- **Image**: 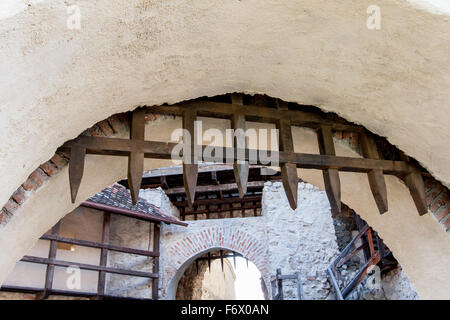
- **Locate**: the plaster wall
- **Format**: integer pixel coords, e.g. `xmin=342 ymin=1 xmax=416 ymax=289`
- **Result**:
xmin=0 ymin=118 xmax=448 ymax=299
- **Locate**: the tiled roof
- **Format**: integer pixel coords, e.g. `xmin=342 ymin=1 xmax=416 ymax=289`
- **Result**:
xmin=88 ymin=183 xmax=183 ymax=225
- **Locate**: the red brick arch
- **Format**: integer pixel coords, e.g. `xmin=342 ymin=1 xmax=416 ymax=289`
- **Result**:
xmin=162 ymin=226 xmax=270 ymax=299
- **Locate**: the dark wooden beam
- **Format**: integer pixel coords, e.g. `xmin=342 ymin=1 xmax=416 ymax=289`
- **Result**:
xmin=152 ymin=223 xmax=160 ymax=300
xmin=231 ymin=94 xmax=249 ymax=198
xmin=64 ymin=136 xmax=416 ymax=175
xmin=128 ymin=108 xmax=146 ymax=204
xmin=40 ymin=221 xmax=61 ymax=300
xmin=360 ymin=132 xmax=388 ymax=214
xmin=97 ymin=212 xmax=110 ymax=297
xmin=317 ymin=126 xmax=341 ymax=216
xmin=21 ymin=255 xmax=157 ymax=279
xmin=277 ymin=112 xmax=298 ymax=210
xmin=40 ymin=234 xmax=159 ymax=257
xmin=69 ymin=146 xmax=86 ymax=203
xmin=183 ymin=109 xmax=198 ymax=207
xmin=405 ymin=169 xmax=428 ymax=215
xmin=165 ymin=181 xmax=266 ymax=195
xmin=148 ymin=101 xmax=363 ymax=132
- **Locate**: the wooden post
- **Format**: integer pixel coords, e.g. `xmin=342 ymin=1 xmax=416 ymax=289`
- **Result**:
xmin=182 ymin=109 xmax=198 ymax=208
xmin=97 ymin=211 xmax=110 ymax=298
xmin=152 ymin=223 xmax=160 ymax=300
xmin=276 ymin=268 xmax=283 ymax=300
xmin=296 ymin=272 xmax=305 ymax=300
xmin=231 ymin=93 xmax=249 ymax=198
xmin=360 ymin=132 xmax=388 ymax=214
xmin=128 ymin=108 xmax=146 ymax=204
xmin=39 ymin=221 xmax=61 ymax=299
xmin=277 ymin=101 xmax=298 ymax=210
xmin=317 ymin=126 xmax=341 ymax=216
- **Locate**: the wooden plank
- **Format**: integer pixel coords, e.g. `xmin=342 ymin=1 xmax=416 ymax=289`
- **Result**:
xmin=360 ymin=132 xmax=388 ymax=214
xmin=69 ymin=146 xmax=86 ymax=203
xmin=21 ymin=256 xmax=157 ymax=279
xmin=317 ymin=126 xmax=341 ymax=215
xmin=128 ymin=108 xmax=146 ymax=204
xmin=152 ymin=223 xmax=160 ymax=300
xmin=278 ymin=119 xmax=298 ymax=210
xmin=183 ymin=109 xmax=198 ymax=207
xmin=231 ymin=94 xmax=249 ymax=198
xmin=97 ymin=212 xmax=110 ymax=297
xmin=405 ymin=169 xmax=428 ymax=215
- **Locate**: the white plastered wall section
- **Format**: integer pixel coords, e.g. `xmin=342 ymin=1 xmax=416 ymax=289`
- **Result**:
xmin=0 ymin=0 xmax=449 ymax=213
xmin=0 ymin=118 xmax=448 ymax=298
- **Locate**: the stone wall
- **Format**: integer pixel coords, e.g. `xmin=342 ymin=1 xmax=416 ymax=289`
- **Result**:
xmin=176 ymin=257 xmax=236 ymax=300
xmin=158 ymin=181 xmax=341 ymax=300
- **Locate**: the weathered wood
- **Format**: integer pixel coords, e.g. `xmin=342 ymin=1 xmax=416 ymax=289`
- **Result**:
xmin=21 ymin=255 xmax=157 ymax=279
xmin=69 ymin=146 xmax=86 ymax=203
xmin=128 ymin=108 xmax=146 ymax=204
xmin=183 ymin=109 xmax=198 ymax=207
xmin=0 ymin=285 xmax=152 ymax=300
xmin=40 ymin=234 xmax=159 ymax=257
xmin=166 ymin=181 xmax=266 ymax=195
xmin=152 ymin=223 xmax=160 ymax=300
xmin=41 ymin=222 xmax=61 ymax=299
xmin=405 ymin=169 xmax=428 ymax=215
xmin=64 ymin=136 xmax=416 ymax=175
xmin=231 ymin=94 xmax=249 ymax=198
xmin=97 ymin=212 xmax=110 ymax=296
xmin=317 ymin=126 xmax=341 ymax=215
xmin=148 ymin=101 xmax=364 ymax=132
xmin=278 ymin=119 xmax=298 ymax=210
xmin=360 ymin=132 xmax=388 ymax=214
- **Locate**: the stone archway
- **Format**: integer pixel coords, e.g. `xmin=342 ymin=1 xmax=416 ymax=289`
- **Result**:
xmin=162 ymin=232 xmax=269 ymax=301
xmin=0 ymin=105 xmax=449 ymax=299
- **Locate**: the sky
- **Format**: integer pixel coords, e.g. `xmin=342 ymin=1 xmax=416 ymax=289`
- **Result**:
xmin=228 ymin=256 xmax=265 ymax=300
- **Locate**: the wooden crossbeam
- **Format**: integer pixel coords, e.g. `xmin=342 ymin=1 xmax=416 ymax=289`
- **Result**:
xmin=360 ymin=132 xmax=388 ymax=214
xmin=165 ymin=181 xmax=265 ymax=195
xmin=183 ymin=109 xmax=198 ymax=208
xmin=148 ymin=101 xmax=363 ymax=132
xmin=64 ymin=136 xmax=417 ymax=174
xmin=317 ymin=126 xmax=341 ymax=216
xmin=231 ymin=94 xmax=249 ymax=198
